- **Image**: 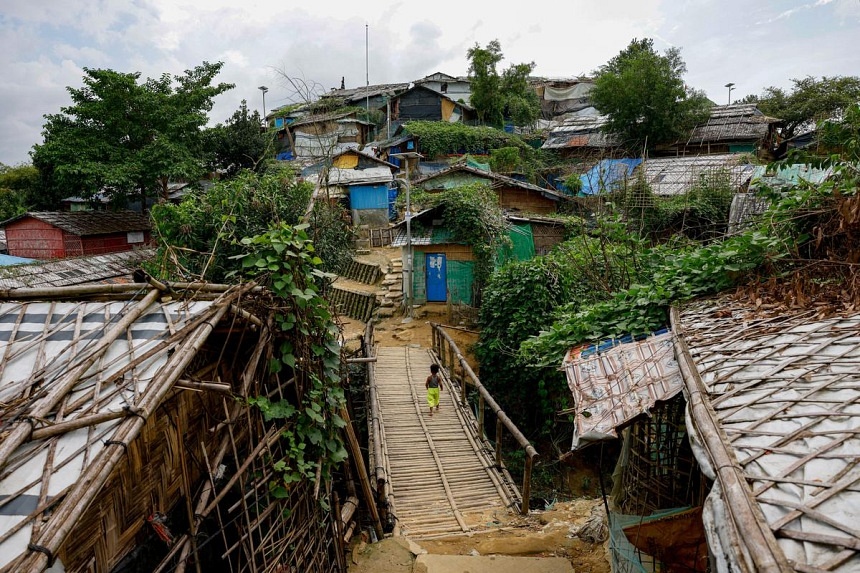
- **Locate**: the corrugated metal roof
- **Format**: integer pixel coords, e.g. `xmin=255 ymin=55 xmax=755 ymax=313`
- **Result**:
xmin=541 ymin=115 xmax=620 ymax=149
xmin=2 ymin=211 xmax=151 ymax=236
xmin=306 ymin=166 xmax=393 ymax=187
xmin=676 ymin=296 xmax=860 ymax=572
xmin=638 ymin=154 xmax=757 ymax=196
xmin=0 ymin=249 xmax=153 ymax=288
xmin=562 ymin=331 xmax=683 ymax=450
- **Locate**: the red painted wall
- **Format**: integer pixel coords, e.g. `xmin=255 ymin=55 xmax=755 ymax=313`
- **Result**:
xmin=5 ymin=219 xmax=66 ymax=259
xmin=5 ymin=217 xmax=152 ymax=259
xmin=80 ymin=231 xmax=151 ymax=255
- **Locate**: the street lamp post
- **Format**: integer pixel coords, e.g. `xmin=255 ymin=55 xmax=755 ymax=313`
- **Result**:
xmin=258 ymin=85 xmax=269 ymax=124
xmin=725 ymin=82 xmax=735 ymax=105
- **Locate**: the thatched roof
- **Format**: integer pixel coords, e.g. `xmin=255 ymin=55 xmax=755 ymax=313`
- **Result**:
xmin=685 ymin=104 xmax=781 ymax=146
xmin=673 ymin=295 xmax=860 ymax=572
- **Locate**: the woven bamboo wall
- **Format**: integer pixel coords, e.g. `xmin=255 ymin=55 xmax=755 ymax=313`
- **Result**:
xmin=57 ymin=369 xmax=224 ymax=572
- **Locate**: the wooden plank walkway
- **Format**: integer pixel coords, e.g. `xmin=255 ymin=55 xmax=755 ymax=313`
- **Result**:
xmin=372 ymin=346 xmax=520 ymax=538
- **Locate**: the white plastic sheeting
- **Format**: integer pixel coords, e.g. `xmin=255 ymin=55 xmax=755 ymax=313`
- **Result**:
xmin=678 ymin=298 xmax=860 ymax=572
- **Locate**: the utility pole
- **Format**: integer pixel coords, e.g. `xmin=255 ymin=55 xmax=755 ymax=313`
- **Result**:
xmin=396 ymin=177 xmax=413 ymax=320
xmin=258 ymin=85 xmax=269 ymax=124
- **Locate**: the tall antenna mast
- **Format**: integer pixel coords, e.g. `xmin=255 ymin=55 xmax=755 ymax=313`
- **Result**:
xmin=365 ymin=23 xmax=370 ymax=114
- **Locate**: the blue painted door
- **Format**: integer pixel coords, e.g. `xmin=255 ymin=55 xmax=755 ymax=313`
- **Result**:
xmin=425 ymin=253 xmax=447 ymax=302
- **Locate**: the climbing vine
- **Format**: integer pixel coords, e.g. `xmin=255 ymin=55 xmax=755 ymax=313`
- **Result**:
xmin=403 ymin=121 xmax=532 ymax=160
xmin=238 ymin=224 xmax=348 ymax=495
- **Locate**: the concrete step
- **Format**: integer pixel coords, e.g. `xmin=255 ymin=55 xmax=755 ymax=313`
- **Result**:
xmin=414 ymin=554 xmax=575 ymax=573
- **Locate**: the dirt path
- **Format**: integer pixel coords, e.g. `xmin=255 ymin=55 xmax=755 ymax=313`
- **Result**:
xmin=348 ymin=499 xmax=610 ymax=573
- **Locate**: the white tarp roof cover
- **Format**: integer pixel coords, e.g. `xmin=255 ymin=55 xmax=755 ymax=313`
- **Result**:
xmin=677 ymin=296 xmax=860 ymax=572
xmin=0 ymin=297 xmax=215 ymax=571
xmin=562 ymin=330 xmax=684 ymax=450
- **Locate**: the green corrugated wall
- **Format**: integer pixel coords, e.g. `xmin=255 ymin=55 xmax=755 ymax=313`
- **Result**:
xmin=411 ymin=250 xmax=475 ymax=305
xmin=497 ymin=224 xmax=535 ymax=267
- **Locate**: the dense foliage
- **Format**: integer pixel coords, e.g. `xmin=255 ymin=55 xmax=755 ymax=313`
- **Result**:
xmin=403 ymin=121 xmax=530 ymax=160
xmin=476 ymin=225 xmax=646 ymax=436
xmin=591 ymin=38 xmax=711 ymax=151
xmin=0 ymin=163 xmax=39 ymax=219
xmin=466 ymin=40 xmax=540 ymax=128
xmin=743 ymin=75 xmax=860 ymax=139
xmin=32 ymin=62 xmax=233 ymax=208
xmin=149 ymin=167 xmax=314 ymax=282
xmin=205 ymin=100 xmax=273 ymax=176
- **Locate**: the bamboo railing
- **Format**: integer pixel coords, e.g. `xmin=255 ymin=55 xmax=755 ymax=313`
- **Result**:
xmin=430 ymin=323 xmax=539 ymax=514
xmin=362 ymin=322 xmax=390 ymax=534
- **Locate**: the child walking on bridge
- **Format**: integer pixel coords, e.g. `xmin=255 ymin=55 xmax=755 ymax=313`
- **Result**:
xmin=426 ymin=363 xmax=443 ymax=417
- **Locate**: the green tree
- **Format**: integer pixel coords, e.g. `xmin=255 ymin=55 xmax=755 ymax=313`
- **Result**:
xmin=467 ymin=40 xmax=540 ymax=128
xmin=591 ymin=38 xmax=711 ymax=150
xmin=744 ymin=76 xmax=860 ymax=139
xmin=32 ymin=62 xmax=233 ymax=209
xmin=468 ymin=40 xmax=505 ymax=126
xmin=0 ymin=163 xmax=39 ymax=219
xmin=205 ymin=100 xmax=274 ymax=177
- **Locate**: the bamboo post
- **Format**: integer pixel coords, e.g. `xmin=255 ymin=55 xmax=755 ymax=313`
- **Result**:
xmin=477 ymin=394 xmax=485 ymax=438
xmin=495 ymin=417 xmax=503 ymax=467
xmin=521 ymin=452 xmax=534 ymax=515
xmin=460 ymin=362 xmax=467 ymax=407
xmin=341 ymin=407 xmax=384 ymax=540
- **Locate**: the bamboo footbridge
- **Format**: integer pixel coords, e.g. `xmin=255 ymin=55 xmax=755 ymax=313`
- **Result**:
xmin=363 ymin=324 xmax=538 ymax=539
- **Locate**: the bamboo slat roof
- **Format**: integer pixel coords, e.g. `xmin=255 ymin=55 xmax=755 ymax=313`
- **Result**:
xmin=675 ymin=296 xmax=860 ymax=572
xmin=686 ymin=104 xmax=780 ymax=145
xmin=638 ymin=154 xmax=757 ymax=196
xmin=562 ymin=330 xmax=684 ymax=450
xmin=0 ymin=285 xmax=239 ymax=571
xmin=2 ymin=211 xmax=151 ymax=236
xmin=0 ymin=249 xmax=153 ymax=289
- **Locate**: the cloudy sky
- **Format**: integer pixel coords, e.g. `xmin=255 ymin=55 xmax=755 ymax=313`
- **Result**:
xmin=2 ymin=0 xmax=859 ymax=165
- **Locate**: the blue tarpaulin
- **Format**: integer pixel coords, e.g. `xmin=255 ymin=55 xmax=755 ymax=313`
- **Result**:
xmin=580 ymin=158 xmax=642 ymax=196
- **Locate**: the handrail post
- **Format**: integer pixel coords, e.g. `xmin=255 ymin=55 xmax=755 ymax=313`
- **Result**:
xmin=459 ymin=361 xmax=467 ymax=407
xmin=521 ymin=453 xmax=534 ymax=515
xmin=477 ymin=394 xmax=485 ymax=438
xmin=495 ymin=417 xmax=503 ymax=467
